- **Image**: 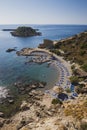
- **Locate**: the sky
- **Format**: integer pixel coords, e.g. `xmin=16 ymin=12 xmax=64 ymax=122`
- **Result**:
xmin=0 ymin=0 xmax=87 ymax=25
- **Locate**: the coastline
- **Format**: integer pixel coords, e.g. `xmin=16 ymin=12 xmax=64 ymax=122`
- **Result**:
xmin=0 ymin=32 xmax=87 ymax=130
xmin=16 ymin=47 xmax=72 ymax=94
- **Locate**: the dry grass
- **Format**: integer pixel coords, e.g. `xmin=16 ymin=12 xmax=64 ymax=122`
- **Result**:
xmin=64 ymin=100 xmax=87 ymax=120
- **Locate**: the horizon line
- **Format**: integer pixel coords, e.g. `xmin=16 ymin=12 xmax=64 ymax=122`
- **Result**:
xmin=0 ymin=23 xmax=87 ymax=26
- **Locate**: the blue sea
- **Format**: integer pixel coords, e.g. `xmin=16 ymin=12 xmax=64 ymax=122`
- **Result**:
xmin=0 ymin=24 xmax=87 ymax=92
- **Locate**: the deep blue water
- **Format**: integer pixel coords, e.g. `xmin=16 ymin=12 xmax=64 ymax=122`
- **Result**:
xmin=0 ymin=24 xmax=87 ymax=91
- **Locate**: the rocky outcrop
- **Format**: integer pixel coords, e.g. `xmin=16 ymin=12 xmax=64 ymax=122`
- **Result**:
xmin=39 ymin=39 xmax=54 ymax=49
xmin=6 ymin=48 xmax=16 ymax=53
xmin=14 ymin=81 xmax=46 ymax=95
xmin=11 ymin=26 xmax=41 ymax=37
xmin=1 ymin=91 xmax=87 ymax=130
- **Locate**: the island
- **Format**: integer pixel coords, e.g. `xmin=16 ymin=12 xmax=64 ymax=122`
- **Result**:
xmin=10 ymin=26 xmax=41 ymax=37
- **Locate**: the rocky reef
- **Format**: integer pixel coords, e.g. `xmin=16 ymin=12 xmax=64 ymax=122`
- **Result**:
xmin=11 ymin=26 xmax=41 ymax=37
xmin=6 ymin=48 xmax=16 ymax=53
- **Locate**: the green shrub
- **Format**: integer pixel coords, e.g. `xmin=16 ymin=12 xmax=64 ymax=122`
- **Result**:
xmin=65 ymin=88 xmax=71 ymax=93
xmin=51 ymin=98 xmax=62 ymax=105
xmin=81 ymin=64 xmax=87 ymax=72
xmin=80 ymin=43 xmax=87 ymax=49
xmin=79 ymin=50 xmax=86 ymax=56
xmin=70 ymin=76 xmax=79 ymax=85
xmin=71 ymin=65 xmax=75 ymax=70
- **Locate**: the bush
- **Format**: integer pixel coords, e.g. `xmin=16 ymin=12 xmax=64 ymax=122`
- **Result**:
xmin=80 ymin=43 xmax=87 ymax=49
xmin=77 ymin=59 xmax=84 ymax=65
xmin=81 ymin=64 xmax=87 ymax=72
xmin=50 ymin=49 xmax=61 ymax=55
xmin=75 ymin=86 xmax=82 ymax=94
xmin=51 ymin=98 xmax=62 ymax=105
xmin=70 ymin=76 xmax=79 ymax=85
xmin=71 ymin=65 xmax=75 ymax=70
xmin=79 ymin=50 xmax=86 ymax=56
xmin=65 ymin=88 xmax=71 ymax=93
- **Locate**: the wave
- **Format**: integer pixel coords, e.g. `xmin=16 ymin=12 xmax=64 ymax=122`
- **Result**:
xmin=0 ymin=86 xmax=8 ymax=99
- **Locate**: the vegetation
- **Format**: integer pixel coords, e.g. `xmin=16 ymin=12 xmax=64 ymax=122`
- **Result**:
xmin=50 ymin=49 xmax=61 ymax=55
xmin=0 ymin=95 xmax=28 ymax=118
xmin=65 ymin=88 xmax=71 ymax=93
xmin=64 ymin=100 xmax=87 ymax=120
xmin=80 ymin=122 xmax=87 ymax=130
xmin=81 ymin=64 xmax=87 ymax=72
xmin=51 ymin=98 xmax=62 ymax=105
xmin=75 ymin=84 xmax=86 ymax=94
xmin=70 ymin=76 xmax=79 ymax=85
xmin=53 ymin=31 xmax=87 ymax=72
xmin=11 ymin=26 xmax=41 ymax=37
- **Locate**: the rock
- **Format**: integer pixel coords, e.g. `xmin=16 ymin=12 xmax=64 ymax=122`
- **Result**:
xmin=0 ymin=112 xmax=4 ymax=118
xmin=17 ymin=118 xmax=26 ymax=130
xmin=45 ymin=111 xmax=53 ymax=116
xmin=8 ymin=99 xmax=14 ymax=104
xmin=0 ymin=118 xmax=5 ymax=127
xmin=5 ymin=119 xmax=12 ymax=124
xmin=6 ymin=48 xmax=16 ymax=52
xmin=31 ymin=85 xmax=37 ymax=89
xmin=38 ymin=39 xmax=54 ymax=49
xmin=20 ymin=101 xmax=30 ymax=111
xmin=38 ymin=83 xmax=45 ymax=88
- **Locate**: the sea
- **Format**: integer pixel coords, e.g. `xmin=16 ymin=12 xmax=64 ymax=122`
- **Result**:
xmin=0 ymin=24 xmax=87 ymax=95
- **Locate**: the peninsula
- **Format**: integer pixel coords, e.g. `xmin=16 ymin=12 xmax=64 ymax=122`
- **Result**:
xmin=10 ymin=26 xmax=41 ymax=37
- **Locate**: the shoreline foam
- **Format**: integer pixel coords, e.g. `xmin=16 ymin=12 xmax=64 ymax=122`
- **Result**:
xmin=0 ymin=86 xmax=9 ymax=100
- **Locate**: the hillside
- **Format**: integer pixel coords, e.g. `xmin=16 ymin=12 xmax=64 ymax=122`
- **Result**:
xmin=51 ymin=31 xmax=87 ymax=72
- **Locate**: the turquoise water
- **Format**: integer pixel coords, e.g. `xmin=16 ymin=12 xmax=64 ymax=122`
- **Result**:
xmin=0 ymin=24 xmax=87 ymax=91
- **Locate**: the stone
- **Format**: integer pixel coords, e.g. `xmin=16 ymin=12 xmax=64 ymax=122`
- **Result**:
xmin=0 ymin=118 xmax=5 ymax=127
xmin=6 ymin=48 xmax=16 ymax=52
xmin=0 ymin=112 xmax=4 ymax=118
xmin=8 ymin=99 xmax=14 ymax=104
xmin=20 ymin=101 xmax=30 ymax=111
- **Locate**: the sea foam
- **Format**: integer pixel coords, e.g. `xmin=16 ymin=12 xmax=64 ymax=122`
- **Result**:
xmin=0 ymin=86 xmax=8 ymax=99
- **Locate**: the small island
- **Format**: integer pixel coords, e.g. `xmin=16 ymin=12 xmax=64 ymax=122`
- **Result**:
xmin=10 ymin=26 xmax=41 ymax=37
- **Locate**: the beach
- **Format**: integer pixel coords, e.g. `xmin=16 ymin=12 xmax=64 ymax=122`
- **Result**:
xmin=16 ymin=47 xmax=72 ymax=92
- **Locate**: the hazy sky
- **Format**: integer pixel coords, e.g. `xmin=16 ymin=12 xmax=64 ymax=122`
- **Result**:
xmin=0 ymin=0 xmax=87 ymax=24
